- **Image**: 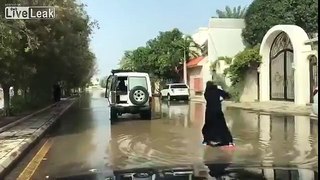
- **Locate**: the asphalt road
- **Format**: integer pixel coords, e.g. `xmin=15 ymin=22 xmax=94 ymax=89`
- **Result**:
xmin=4 ymin=89 xmax=318 ymax=179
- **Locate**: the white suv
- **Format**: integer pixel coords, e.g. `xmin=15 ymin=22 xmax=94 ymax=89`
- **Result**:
xmin=105 ymin=70 xmax=152 ymax=120
xmin=160 ymin=83 xmax=189 ymax=101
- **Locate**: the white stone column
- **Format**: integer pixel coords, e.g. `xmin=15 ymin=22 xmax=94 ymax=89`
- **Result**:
xmin=294 ymin=52 xmax=311 ymax=105
xmin=298 ymin=169 xmax=314 ymax=180
xmin=293 ymin=116 xmax=312 ymax=165
xmin=259 ymin=115 xmax=274 ymax=179
xmin=259 ymin=44 xmax=271 ymax=102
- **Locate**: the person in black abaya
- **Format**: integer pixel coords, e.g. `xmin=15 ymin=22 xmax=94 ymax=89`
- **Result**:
xmin=53 ymin=83 xmax=61 ymax=103
xmin=202 ymin=81 xmax=234 ymax=146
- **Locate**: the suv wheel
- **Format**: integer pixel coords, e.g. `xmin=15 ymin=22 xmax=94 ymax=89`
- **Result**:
xmin=110 ymin=107 xmax=118 ymax=121
xmin=140 ymin=109 xmax=152 ymax=120
xmin=129 ymin=86 xmax=149 ymax=105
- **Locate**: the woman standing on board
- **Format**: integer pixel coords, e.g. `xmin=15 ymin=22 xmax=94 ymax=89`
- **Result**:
xmin=202 ymin=81 xmax=234 ymax=147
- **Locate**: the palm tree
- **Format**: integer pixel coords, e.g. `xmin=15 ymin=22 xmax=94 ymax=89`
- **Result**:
xmin=201 ymin=40 xmax=208 ymax=56
xmin=216 ymin=5 xmax=247 ymax=18
xmin=172 ymin=35 xmax=202 ymax=81
xmin=118 ymin=50 xmax=135 ymax=70
xmin=174 ymin=35 xmax=202 ymax=62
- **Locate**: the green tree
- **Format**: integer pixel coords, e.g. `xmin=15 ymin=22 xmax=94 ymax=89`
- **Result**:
xmin=211 ymin=56 xmax=233 ymax=73
xmin=242 ymin=0 xmax=318 ymax=47
xmin=119 ymin=28 xmax=201 ymax=81
xmin=0 ymin=18 xmax=38 ymax=115
xmin=25 ymin=0 xmax=97 ymax=101
xmin=224 ymin=46 xmax=262 ymax=101
xmin=216 ymin=5 xmax=247 ymax=18
xmin=0 ymin=0 xmax=97 ymax=116
xmin=99 ymin=76 xmax=108 ymax=88
xmin=119 ymin=51 xmax=134 ymax=70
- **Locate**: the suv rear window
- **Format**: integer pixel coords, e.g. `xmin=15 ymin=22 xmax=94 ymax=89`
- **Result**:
xmin=129 ymin=77 xmax=147 ymax=90
xmin=171 ymin=84 xmax=188 ymax=89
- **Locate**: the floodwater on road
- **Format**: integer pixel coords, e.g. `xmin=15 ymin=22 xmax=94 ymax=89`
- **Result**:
xmin=7 ymin=89 xmax=318 ymax=179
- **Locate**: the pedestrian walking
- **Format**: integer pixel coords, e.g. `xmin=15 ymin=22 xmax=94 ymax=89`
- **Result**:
xmin=202 ymin=81 xmax=234 ymax=147
xmin=53 ymin=83 xmax=61 ymax=103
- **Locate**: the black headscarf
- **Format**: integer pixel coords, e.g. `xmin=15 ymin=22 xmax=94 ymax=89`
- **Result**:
xmin=205 ymin=81 xmax=217 ymax=94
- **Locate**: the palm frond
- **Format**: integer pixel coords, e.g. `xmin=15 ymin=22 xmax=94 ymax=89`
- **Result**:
xmin=216 ymin=5 xmax=246 ymax=18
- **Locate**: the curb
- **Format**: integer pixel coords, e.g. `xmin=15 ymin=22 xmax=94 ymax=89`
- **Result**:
xmin=225 ymin=105 xmax=312 ymax=116
xmin=190 ymin=99 xmax=314 ymax=117
xmin=0 ymin=98 xmax=73 ymax=133
xmin=190 ymin=99 xmax=205 ymax=103
xmin=0 ymin=99 xmax=76 ymax=178
xmin=0 ymin=104 xmax=57 ymax=133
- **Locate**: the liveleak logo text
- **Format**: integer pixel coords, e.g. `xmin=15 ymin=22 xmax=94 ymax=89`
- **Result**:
xmin=5 ymin=6 xmax=55 ymax=20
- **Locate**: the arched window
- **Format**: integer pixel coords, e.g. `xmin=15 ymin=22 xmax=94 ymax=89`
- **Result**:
xmin=270 ymin=32 xmax=293 ymax=59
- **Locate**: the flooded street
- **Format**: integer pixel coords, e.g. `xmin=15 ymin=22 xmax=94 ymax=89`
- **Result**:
xmin=5 ymin=89 xmax=318 ymax=179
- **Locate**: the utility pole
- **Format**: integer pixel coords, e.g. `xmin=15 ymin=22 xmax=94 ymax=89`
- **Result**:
xmin=182 ymin=35 xmax=187 ymax=84
xmin=183 ymin=48 xmax=187 ymax=84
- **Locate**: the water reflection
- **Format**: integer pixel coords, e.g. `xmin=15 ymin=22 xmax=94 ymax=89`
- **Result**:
xmin=43 ymin=91 xmax=99 ymax=175
xmin=109 ymin=100 xmax=318 ymax=172
xmin=200 ymin=146 xmax=317 ymax=180
xmin=203 ymin=146 xmax=233 ymax=178
xmin=160 ymin=101 xmax=190 ymax=127
xmin=86 ymin=90 xmax=112 ymax=169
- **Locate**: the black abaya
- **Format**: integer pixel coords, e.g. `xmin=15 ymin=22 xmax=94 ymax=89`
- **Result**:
xmin=202 ymin=84 xmax=233 ymax=145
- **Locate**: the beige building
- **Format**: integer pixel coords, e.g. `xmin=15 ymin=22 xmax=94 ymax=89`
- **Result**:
xmin=187 ymin=18 xmax=246 ymax=98
xmin=187 ymin=27 xmax=208 ymax=97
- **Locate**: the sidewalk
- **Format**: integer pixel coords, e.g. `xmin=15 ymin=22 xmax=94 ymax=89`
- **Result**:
xmin=0 ymin=99 xmax=76 ymax=177
xmin=190 ymin=97 xmax=314 ymax=117
xmin=0 ymin=103 xmax=56 ymax=131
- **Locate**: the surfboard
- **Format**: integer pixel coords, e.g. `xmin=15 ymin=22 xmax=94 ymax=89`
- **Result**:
xmin=204 ymin=142 xmax=236 ymax=150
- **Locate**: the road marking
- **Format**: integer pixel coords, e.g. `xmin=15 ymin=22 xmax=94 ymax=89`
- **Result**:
xmin=17 ymin=139 xmax=53 ymax=180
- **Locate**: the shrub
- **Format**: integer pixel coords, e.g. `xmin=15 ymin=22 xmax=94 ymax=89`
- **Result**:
xmin=224 ymin=46 xmax=262 ymax=101
xmin=10 ymin=95 xmax=28 ymax=114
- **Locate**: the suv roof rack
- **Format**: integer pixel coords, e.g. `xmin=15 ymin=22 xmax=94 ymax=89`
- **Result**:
xmin=111 ymin=69 xmax=134 ymax=74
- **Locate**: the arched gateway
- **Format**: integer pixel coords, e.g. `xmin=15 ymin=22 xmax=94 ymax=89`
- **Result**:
xmin=269 ymin=32 xmax=294 ymax=101
xmin=259 ymin=25 xmax=313 ymax=105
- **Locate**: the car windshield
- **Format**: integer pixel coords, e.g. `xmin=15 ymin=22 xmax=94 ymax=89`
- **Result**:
xmin=1 ymin=0 xmax=318 ymax=179
xmin=171 ymin=84 xmax=188 ymax=88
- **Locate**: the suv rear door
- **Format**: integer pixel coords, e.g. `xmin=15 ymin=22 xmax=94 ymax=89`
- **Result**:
xmin=128 ymin=76 xmax=149 ymax=105
xmin=105 ymin=75 xmax=118 ymax=104
xmin=170 ymin=84 xmax=189 ymax=94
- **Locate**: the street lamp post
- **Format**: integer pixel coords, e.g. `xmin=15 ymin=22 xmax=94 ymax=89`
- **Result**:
xmin=183 ymin=48 xmax=187 ymax=84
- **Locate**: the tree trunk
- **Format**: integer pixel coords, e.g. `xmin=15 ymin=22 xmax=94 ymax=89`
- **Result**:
xmin=23 ymin=88 xmax=27 ymax=98
xmin=2 ymin=84 xmax=11 ymax=116
xmin=23 ymin=87 xmax=29 ymax=102
xmin=13 ymin=85 xmax=18 ymax=97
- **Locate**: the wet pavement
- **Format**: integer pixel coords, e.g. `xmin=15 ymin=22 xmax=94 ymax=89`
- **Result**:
xmin=5 ymin=89 xmax=318 ymax=179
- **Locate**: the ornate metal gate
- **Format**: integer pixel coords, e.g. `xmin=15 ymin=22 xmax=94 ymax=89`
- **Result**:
xmin=269 ymin=32 xmax=294 ymax=101
xmin=309 ymin=55 xmax=318 ymax=103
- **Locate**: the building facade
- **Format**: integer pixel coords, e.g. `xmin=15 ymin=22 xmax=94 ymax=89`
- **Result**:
xmin=259 ymin=25 xmax=317 ymax=105
xmin=187 ymin=18 xmax=246 ymax=98
xmin=187 ymin=28 xmax=208 ymax=97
